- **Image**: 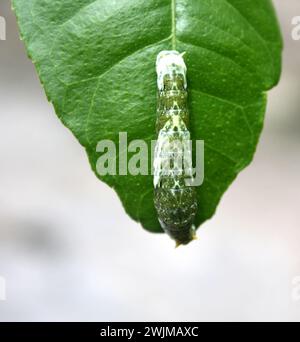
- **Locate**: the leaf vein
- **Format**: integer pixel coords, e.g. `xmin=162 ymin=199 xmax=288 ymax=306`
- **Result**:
xmin=177 ymin=39 xmax=255 ymax=78
xmin=84 ymin=36 xmax=172 ymax=144
xmin=191 ymin=89 xmax=254 ymax=138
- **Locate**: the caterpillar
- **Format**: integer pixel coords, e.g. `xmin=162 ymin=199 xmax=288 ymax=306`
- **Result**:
xmin=153 ymin=50 xmax=198 ymax=246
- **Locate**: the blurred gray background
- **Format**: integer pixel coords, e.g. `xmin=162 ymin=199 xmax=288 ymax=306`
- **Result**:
xmin=0 ymin=0 xmax=300 ymax=322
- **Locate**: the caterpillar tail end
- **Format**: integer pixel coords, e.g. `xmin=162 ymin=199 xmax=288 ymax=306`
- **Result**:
xmin=175 ymin=241 xmax=182 ymax=249
xmin=175 ymin=233 xmax=197 ymax=249
xmin=192 ymin=230 xmax=198 ymax=241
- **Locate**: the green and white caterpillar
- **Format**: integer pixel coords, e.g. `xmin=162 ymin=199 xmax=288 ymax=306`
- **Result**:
xmin=153 ymin=51 xmax=197 ymax=246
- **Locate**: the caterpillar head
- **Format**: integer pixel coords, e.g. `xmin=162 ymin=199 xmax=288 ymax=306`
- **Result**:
xmin=156 ymin=50 xmax=187 ymax=91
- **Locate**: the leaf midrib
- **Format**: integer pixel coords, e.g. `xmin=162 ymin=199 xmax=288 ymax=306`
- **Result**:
xmin=171 ymin=0 xmax=176 ymax=50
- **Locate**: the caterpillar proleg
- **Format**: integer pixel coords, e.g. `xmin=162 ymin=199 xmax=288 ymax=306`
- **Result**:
xmin=153 ymin=51 xmax=197 ymax=246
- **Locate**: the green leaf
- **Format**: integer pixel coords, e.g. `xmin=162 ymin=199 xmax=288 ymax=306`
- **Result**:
xmin=12 ymin=0 xmax=282 ymax=233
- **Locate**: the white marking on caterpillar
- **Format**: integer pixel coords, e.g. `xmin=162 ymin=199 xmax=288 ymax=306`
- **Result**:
xmin=156 ymin=51 xmax=187 ymax=90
